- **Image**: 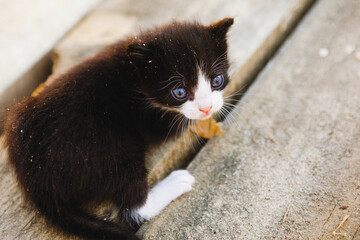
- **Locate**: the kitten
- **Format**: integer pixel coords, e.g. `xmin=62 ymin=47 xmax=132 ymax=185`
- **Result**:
xmin=4 ymin=18 xmax=233 ymax=239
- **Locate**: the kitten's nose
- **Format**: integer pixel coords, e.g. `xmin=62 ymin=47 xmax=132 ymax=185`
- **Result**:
xmin=199 ymin=106 xmax=212 ymax=114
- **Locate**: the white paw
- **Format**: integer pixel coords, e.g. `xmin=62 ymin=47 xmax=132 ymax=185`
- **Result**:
xmin=135 ymin=170 xmax=195 ymax=221
xmin=159 ymin=170 xmax=195 ymax=199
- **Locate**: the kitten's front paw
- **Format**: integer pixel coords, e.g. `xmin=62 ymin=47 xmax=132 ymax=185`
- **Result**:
xmin=160 ymin=170 xmax=195 ymax=199
xmin=135 ymin=170 xmax=195 ymax=221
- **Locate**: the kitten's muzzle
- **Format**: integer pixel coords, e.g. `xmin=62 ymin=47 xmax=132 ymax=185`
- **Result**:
xmin=199 ymin=106 xmax=212 ymax=115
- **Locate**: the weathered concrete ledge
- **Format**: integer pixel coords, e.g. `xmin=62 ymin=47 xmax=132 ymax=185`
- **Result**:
xmin=140 ymin=0 xmax=360 ymax=238
xmin=0 ymin=0 xmax=316 ymax=239
xmin=0 ymin=0 xmax=101 ymax=123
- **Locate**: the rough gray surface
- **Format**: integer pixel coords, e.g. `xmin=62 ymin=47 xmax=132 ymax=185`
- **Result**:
xmin=141 ymin=0 xmax=360 ymax=239
xmin=0 ymin=0 xmax=101 ymax=123
xmin=0 ymin=0 xmax=315 ymax=239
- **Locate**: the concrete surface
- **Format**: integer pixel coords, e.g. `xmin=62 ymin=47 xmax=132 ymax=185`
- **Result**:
xmin=140 ymin=0 xmax=360 ymax=239
xmin=9 ymin=0 xmax=360 ymax=239
xmin=0 ymin=0 xmax=316 ymax=239
xmin=0 ymin=0 xmax=101 ymax=122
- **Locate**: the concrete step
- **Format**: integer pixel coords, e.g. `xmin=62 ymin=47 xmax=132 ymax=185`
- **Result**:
xmin=0 ymin=0 xmax=101 ymax=123
xmin=140 ymin=0 xmax=360 ymax=238
xmin=0 ymin=0 xmax=315 ymax=239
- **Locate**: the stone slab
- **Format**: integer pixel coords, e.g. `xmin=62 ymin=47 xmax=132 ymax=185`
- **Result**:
xmin=140 ymin=0 xmax=360 ymax=239
xmin=0 ymin=0 xmax=315 ymax=239
xmin=0 ymin=0 xmax=101 ymax=121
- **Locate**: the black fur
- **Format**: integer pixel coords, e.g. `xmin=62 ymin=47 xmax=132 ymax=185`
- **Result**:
xmin=4 ymin=18 xmax=233 ymax=239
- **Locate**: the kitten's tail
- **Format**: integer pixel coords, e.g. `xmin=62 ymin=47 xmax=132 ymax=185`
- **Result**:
xmin=59 ymin=207 xmax=138 ymax=240
xmin=37 ymin=198 xmax=139 ymax=240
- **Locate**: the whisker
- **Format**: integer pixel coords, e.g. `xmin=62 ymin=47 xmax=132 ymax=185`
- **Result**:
xmin=222 ymin=102 xmax=239 ymax=109
xmin=175 ymin=70 xmax=184 ymax=79
xmin=158 ymin=77 xmax=183 ymax=91
xmin=175 ymin=117 xmax=186 ymax=140
xmin=189 ymin=120 xmax=200 ymax=150
xmin=220 ymin=106 xmax=241 ymax=128
xmin=160 ymin=75 xmax=183 ymax=84
xmin=210 ymin=52 xmax=227 ymax=71
xmin=223 ymin=89 xmax=248 ymax=99
xmin=184 ymin=119 xmax=194 ymax=152
xmin=163 ymin=114 xmax=183 ymax=144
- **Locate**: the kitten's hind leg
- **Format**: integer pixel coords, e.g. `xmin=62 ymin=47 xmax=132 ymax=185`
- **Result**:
xmin=133 ymin=170 xmax=195 ymax=222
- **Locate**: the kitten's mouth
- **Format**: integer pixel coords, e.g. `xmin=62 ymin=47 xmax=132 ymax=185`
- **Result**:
xmin=203 ymin=112 xmax=210 ymax=117
xmin=199 ymin=112 xmax=212 ymax=120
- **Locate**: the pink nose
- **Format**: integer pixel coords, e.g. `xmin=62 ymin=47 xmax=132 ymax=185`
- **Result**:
xmin=199 ymin=106 xmax=212 ymax=114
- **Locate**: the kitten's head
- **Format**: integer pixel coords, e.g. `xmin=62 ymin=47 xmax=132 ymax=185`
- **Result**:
xmin=127 ymin=18 xmax=233 ymax=120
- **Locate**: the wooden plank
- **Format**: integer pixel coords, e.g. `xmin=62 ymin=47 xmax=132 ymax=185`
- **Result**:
xmin=140 ymin=0 xmax=360 ymax=239
xmin=0 ymin=0 xmax=314 ymax=239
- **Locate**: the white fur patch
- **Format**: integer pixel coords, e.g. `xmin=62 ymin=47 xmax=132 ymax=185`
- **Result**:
xmin=133 ymin=170 xmax=195 ymax=222
xmin=180 ymin=70 xmax=224 ymax=120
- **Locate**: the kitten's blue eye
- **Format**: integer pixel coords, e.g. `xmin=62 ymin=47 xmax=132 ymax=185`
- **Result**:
xmin=171 ymin=88 xmax=188 ymax=100
xmin=211 ymin=75 xmax=224 ymax=90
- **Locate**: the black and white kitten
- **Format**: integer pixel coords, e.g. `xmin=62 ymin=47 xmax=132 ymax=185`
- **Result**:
xmin=4 ymin=18 xmax=233 ymax=239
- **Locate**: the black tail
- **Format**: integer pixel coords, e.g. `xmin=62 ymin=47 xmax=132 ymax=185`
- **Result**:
xmin=36 ymin=197 xmax=139 ymax=240
xmin=59 ymin=208 xmax=138 ymax=240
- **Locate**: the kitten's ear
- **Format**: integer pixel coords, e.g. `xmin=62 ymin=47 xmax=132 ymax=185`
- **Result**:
xmin=209 ymin=18 xmax=234 ymax=40
xmin=127 ymin=44 xmax=153 ymax=64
